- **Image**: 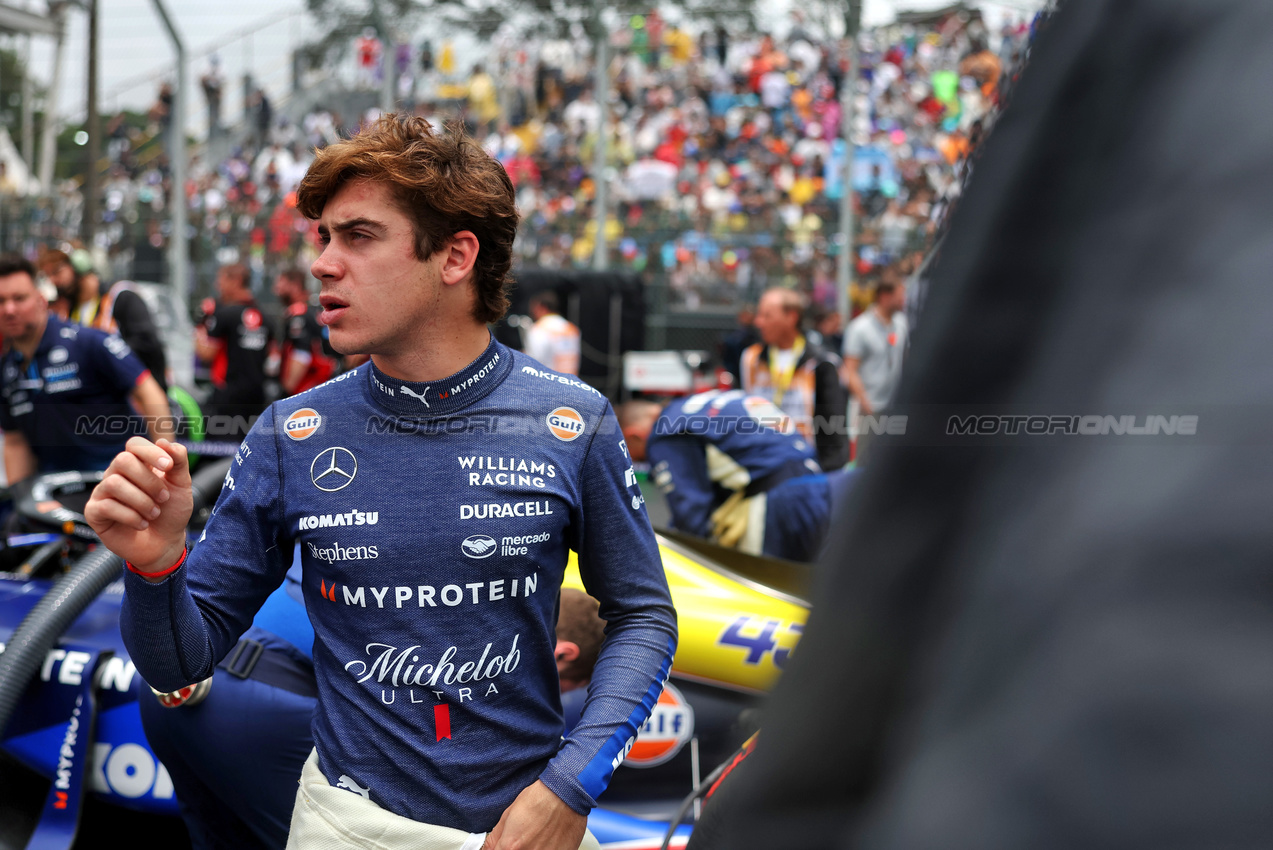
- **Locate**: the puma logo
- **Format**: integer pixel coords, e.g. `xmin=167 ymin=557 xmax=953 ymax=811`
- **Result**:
xmin=399 ymin=386 xmax=430 ymax=407
xmin=336 ymin=775 xmax=371 ymax=799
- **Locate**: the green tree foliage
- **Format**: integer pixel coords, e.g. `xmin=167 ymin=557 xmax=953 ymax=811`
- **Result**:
xmin=0 ymin=46 xmax=43 ymax=163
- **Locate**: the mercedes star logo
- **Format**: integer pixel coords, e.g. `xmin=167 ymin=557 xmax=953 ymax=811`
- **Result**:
xmin=311 ymin=447 xmax=358 ymax=492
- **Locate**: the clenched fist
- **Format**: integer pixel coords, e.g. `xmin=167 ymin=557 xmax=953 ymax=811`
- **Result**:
xmin=85 ymin=437 xmax=193 ymax=578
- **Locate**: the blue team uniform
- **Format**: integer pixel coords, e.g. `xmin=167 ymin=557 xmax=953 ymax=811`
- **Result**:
xmin=0 ymin=313 xmax=150 ymax=473
xmin=139 ymin=561 xmax=315 ymax=850
xmin=121 ymin=338 xmax=677 ymax=833
xmin=648 ymin=390 xmax=852 ymax=562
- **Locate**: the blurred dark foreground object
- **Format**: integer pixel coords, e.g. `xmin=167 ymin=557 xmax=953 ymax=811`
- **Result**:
xmin=712 ymin=2 xmax=1273 ymax=849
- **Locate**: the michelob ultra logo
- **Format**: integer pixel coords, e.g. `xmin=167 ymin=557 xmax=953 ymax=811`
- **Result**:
xmin=625 ymin=682 xmax=695 ymax=768
xmin=285 ymin=408 xmax=322 ymax=441
xmin=546 ymin=407 xmax=585 ymax=442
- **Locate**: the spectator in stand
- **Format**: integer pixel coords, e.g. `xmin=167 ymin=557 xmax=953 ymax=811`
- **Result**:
xmin=524 ymin=290 xmax=581 ymax=375
xmin=196 ymin=263 xmax=274 ymax=441
xmin=0 ymin=254 xmax=172 ymax=482
xmin=201 ymin=56 xmax=224 ymax=139
xmin=356 ymin=28 xmax=382 ymax=90
xmin=740 ymin=287 xmax=848 ymax=471
xmin=34 ymin=8 xmax=1038 ymax=334
xmin=272 ymin=267 xmax=336 ymax=396
xmin=132 ymin=219 xmax=167 ymax=283
xmin=468 ymin=64 xmax=501 ymax=133
xmin=959 ymin=35 xmax=1004 ymax=103
xmin=842 ymin=278 xmax=909 ymax=463
xmin=39 ymin=248 xmax=169 ymax=392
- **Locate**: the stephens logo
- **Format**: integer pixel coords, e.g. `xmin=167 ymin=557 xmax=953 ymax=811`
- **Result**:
xmin=311 ymin=447 xmax=357 ymax=492
xmin=285 ymin=408 xmax=322 ymax=441
xmin=242 ymin=308 xmax=263 ymax=330
xmin=546 ymin=407 xmax=585 ymax=442
xmin=461 ymin=535 xmax=498 ymax=559
xmin=624 ymin=682 xmax=695 ymax=768
xmin=308 ymin=541 xmax=379 ymax=562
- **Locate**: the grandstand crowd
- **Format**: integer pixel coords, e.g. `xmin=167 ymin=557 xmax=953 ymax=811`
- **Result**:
xmin=0 ymin=4 xmax=1042 ymax=387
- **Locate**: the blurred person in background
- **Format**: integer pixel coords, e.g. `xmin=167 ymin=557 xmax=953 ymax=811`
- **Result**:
xmin=807 ymin=308 xmax=844 ymax=356
xmin=524 ymin=290 xmax=581 ymax=375
xmin=741 ymin=287 xmax=849 ymax=470
xmin=0 ymin=253 xmax=171 ymax=482
xmin=40 ymin=248 xmax=169 ymax=392
xmin=718 ymin=303 xmax=759 ymax=388
xmin=842 ymin=278 xmax=909 ymax=462
xmin=202 ymin=55 xmax=224 ymax=139
xmin=619 ymin=392 xmax=854 ymax=563
xmin=273 ymin=267 xmax=336 ymax=396
xmin=196 ymin=263 xmax=273 ymax=441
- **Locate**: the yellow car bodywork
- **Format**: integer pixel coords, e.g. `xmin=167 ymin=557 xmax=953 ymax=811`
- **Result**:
xmin=564 ymin=532 xmax=810 ymax=695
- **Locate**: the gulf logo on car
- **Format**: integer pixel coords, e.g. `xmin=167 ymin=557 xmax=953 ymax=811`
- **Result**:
xmin=546 ymin=407 xmax=585 ymax=442
xmin=624 ymin=682 xmax=695 ymax=768
xmin=284 ymin=408 xmax=323 ymax=441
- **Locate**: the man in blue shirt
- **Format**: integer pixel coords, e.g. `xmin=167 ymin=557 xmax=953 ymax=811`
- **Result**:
xmin=619 ymin=391 xmax=855 ymax=563
xmin=86 ymin=114 xmax=675 ymax=850
xmin=0 ymin=254 xmax=171 ymax=483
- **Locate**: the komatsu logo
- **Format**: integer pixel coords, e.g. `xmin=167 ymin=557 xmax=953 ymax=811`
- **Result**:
xmin=299 ymin=510 xmax=379 ymax=531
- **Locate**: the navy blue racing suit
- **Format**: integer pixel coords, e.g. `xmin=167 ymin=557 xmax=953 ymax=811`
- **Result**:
xmin=648 ymin=390 xmax=855 ymax=562
xmin=121 ymin=338 xmax=677 ymax=833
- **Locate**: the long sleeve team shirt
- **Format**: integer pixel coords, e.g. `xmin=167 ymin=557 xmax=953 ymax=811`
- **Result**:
xmin=120 ymin=338 xmax=678 ymax=832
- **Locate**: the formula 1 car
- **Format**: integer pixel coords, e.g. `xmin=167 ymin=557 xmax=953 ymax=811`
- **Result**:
xmin=0 ymin=465 xmax=811 ymax=850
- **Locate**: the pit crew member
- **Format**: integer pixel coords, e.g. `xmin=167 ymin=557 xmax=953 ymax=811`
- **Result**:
xmin=0 ymin=253 xmax=172 ymax=483
xmin=619 ymin=391 xmax=855 ymax=563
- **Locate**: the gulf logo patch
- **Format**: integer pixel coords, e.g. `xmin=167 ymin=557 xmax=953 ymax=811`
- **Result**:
xmin=624 ymin=682 xmax=695 ymax=768
xmin=284 ymin=408 xmax=322 ymax=441
xmin=546 ymin=407 xmax=585 ymax=442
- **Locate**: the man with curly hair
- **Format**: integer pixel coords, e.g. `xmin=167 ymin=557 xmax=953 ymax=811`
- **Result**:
xmin=87 ymin=114 xmax=677 ymax=850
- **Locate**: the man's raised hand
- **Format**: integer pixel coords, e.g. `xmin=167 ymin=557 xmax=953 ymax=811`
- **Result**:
xmin=85 ymin=437 xmax=193 ymax=576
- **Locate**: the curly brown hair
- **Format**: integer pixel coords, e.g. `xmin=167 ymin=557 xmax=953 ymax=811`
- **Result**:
xmin=296 ymin=113 xmax=518 ymax=325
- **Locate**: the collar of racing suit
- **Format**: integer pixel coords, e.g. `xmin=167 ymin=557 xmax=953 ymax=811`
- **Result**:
xmin=363 ymin=334 xmax=514 ymax=418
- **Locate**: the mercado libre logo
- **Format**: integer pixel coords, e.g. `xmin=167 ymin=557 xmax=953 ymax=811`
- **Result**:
xmin=546 ymin=407 xmax=585 ymax=442
xmin=625 ymin=682 xmax=695 ymax=768
xmin=285 ymin=408 xmax=322 ymax=441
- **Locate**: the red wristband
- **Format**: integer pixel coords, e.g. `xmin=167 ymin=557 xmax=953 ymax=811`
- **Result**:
xmin=126 ymin=545 xmax=188 ymax=579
